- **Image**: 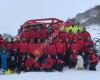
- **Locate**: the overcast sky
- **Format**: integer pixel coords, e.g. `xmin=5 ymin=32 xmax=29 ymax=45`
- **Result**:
xmin=0 ymin=0 xmax=100 ymax=36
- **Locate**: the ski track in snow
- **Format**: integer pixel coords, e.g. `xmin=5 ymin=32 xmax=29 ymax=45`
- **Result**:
xmin=0 ymin=25 xmax=100 ymax=80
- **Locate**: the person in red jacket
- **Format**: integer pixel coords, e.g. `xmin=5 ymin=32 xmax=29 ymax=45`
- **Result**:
xmin=77 ymin=40 xmax=84 ymax=51
xmin=18 ymin=40 xmax=28 ymax=68
xmin=29 ymin=30 xmax=36 ymax=41
xmin=84 ymin=39 xmax=94 ymax=48
xmin=89 ymin=52 xmax=99 ymax=71
xmin=33 ymin=57 xmax=41 ymax=71
xmin=19 ymin=31 xmax=27 ymax=40
xmin=44 ymin=44 xmax=56 ymax=58
xmin=39 ymin=28 xmax=48 ymax=42
xmin=34 ymin=41 xmax=43 ymax=59
xmin=25 ymin=54 xmax=34 ymax=72
xmin=58 ymin=31 xmax=68 ymax=42
xmin=34 ymin=29 xmax=40 ymax=43
xmin=64 ymin=38 xmax=71 ymax=66
xmin=0 ymin=37 xmax=6 ymax=48
xmin=41 ymin=55 xmax=55 ymax=72
xmin=54 ymin=57 xmax=64 ymax=72
xmin=12 ymin=40 xmax=20 ymax=51
xmin=54 ymin=39 xmax=66 ymax=60
xmin=70 ymin=42 xmax=81 ymax=53
xmin=27 ymin=41 xmax=35 ymax=55
xmin=19 ymin=40 xmax=28 ymax=54
xmin=69 ymin=50 xmax=78 ymax=68
xmin=81 ymin=31 xmax=91 ymax=41
xmin=67 ymin=32 xmax=74 ymax=43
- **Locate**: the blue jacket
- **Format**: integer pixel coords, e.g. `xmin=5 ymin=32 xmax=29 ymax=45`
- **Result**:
xmin=0 ymin=51 xmax=9 ymax=71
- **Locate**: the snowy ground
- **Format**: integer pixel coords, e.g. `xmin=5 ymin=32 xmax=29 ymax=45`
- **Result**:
xmin=0 ymin=25 xmax=100 ymax=80
xmin=0 ymin=62 xmax=100 ymax=80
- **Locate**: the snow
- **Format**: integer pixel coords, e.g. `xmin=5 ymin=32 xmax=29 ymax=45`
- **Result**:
xmin=0 ymin=62 xmax=100 ymax=80
xmin=0 ymin=24 xmax=100 ymax=80
xmin=80 ymin=18 xmax=89 ymax=24
xmin=86 ymin=25 xmax=100 ymax=40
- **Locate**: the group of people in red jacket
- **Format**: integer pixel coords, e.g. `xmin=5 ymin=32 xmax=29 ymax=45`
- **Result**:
xmin=0 ymin=22 xmax=99 ymax=74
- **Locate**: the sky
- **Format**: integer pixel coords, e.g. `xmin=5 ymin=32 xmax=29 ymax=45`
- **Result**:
xmin=0 ymin=0 xmax=100 ymax=36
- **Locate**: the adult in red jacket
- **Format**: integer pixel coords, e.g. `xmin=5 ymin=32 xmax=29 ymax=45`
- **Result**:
xmin=81 ymin=31 xmax=91 ymax=41
xmin=67 ymin=32 xmax=74 ymax=43
xmin=58 ymin=31 xmax=68 ymax=42
xmin=64 ymin=40 xmax=71 ymax=66
xmin=34 ymin=58 xmax=41 ymax=71
xmin=0 ymin=37 xmax=6 ymax=47
xmin=54 ymin=40 xmax=66 ymax=60
xmin=34 ymin=42 xmax=43 ymax=59
xmin=72 ymin=33 xmax=79 ymax=43
xmin=83 ymin=40 xmax=94 ymax=54
xmin=25 ymin=31 xmax=30 ymax=41
xmin=25 ymin=56 xmax=34 ymax=71
xmin=84 ymin=40 xmax=94 ymax=48
xmin=12 ymin=41 xmax=20 ymax=51
xmin=54 ymin=57 xmax=64 ymax=72
xmin=69 ymin=52 xmax=78 ymax=68
xmin=19 ymin=32 xmax=26 ymax=40
xmin=77 ymin=40 xmax=85 ymax=51
xmin=34 ymin=29 xmax=40 ymax=40
xmin=39 ymin=29 xmax=48 ymax=41
xmin=19 ymin=41 xmax=28 ymax=54
xmin=41 ymin=55 xmax=55 ymax=71
xmin=70 ymin=42 xmax=81 ymax=53
xmin=6 ymin=42 xmax=13 ymax=50
xmin=27 ymin=42 xmax=35 ymax=55
xmin=44 ymin=44 xmax=56 ymax=57
xmin=89 ymin=52 xmax=99 ymax=71
xmin=29 ymin=30 xmax=36 ymax=40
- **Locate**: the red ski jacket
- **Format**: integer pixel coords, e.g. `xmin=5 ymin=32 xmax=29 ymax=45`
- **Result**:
xmin=40 ymin=29 xmax=48 ymax=39
xmin=81 ymin=31 xmax=91 ymax=41
xmin=44 ymin=44 xmax=56 ymax=55
xmin=34 ymin=61 xmax=40 ymax=68
xmin=19 ymin=42 xmax=28 ymax=53
xmin=55 ymin=41 xmax=66 ymax=54
xmin=89 ymin=53 xmax=99 ymax=63
xmin=29 ymin=30 xmax=36 ymax=39
xmin=58 ymin=31 xmax=68 ymax=41
xmin=25 ymin=58 xmax=34 ymax=69
xmin=84 ymin=40 xmax=94 ymax=47
xmin=42 ymin=57 xmax=55 ymax=69
xmin=77 ymin=40 xmax=84 ymax=51
xmin=27 ymin=43 xmax=35 ymax=54
xmin=70 ymin=42 xmax=81 ymax=52
xmin=70 ymin=53 xmax=78 ymax=62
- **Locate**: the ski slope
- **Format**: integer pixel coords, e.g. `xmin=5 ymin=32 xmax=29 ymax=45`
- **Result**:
xmin=0 ymin=25 xmax=100 ymax=80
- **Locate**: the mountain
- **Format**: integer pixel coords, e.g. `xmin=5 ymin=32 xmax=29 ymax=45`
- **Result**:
xmin=68 ymin=5 xmax=100 ymax=26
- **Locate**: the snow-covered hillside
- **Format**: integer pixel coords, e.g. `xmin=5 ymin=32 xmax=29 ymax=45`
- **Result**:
xmin=0 ymin=25 xmax=100 ymax=80
xmin=86 ymin=25 xmax=100 ymax=40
